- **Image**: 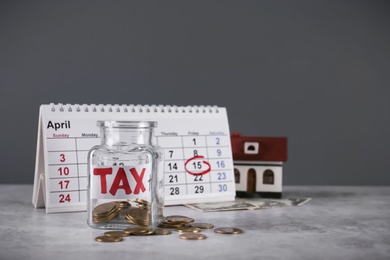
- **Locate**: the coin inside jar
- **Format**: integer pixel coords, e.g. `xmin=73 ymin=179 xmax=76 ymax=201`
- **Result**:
xmin=165 ymin=215 xmax=194 ymax=224
xmin=125 ymin=207 xmax=150 ymax=226
xmin=92 ymin=202 xmax=119 ymax=223
xmin=92 ymin=202 xmax=117 ymax=217
xmin=115 ymin=200 xmax=131 ymax=211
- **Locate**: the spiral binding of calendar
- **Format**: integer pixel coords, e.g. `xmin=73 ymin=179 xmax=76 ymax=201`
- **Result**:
xmin=49 ymin=103 xmax=220 ymax=113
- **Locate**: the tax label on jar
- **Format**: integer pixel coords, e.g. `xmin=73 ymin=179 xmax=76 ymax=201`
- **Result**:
xmin=90 ymin=165 xmax=152 ymax=200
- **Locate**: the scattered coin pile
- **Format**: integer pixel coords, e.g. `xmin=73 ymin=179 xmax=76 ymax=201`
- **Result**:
xmin=92 ymin=199 xmax=150 ymax=225
xmin=94 ymin=214 xmax=243 ymax=242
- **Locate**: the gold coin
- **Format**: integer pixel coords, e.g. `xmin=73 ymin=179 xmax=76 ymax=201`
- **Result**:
xmin=154 ymin=229 xmax=171 ymax=235
xmin=134 ymin=198 xmax=150 ymax=205
xmin=165 ymin=215 xmax=194 ymax=224
xmin=158 ymin=221 xmax=185 ymax=229
xmin=93 ymin=210 xmax=119 ymax=223
xmin=131 ymin=227 xmax=156 ymax=236
xmin=214 ymin=227 xmax=243 ymax=234
xmin=188 ymin=223 xmax=214 ymax=229
xmin=176 ymin=226 xmax=201 ymax=233
xmin=95 ymin=235 xmax=123 ymax=242
xmin=115 ymin=201 xmax=131 ymax=210
xmin=92 ymin=202 xmax=119 ymax=224
xmin=92 ymin=202 xmax=117 ymax=217
xmin=123 ymin=227 xmax=150 ymax=235
xmin=123 ymin=227 xmax=155 ymax=235
xmin=179 ymin=233 xmax=207 ymax=240
xmin=104 ymin=231 xmax=129 ymax=237
xmin=123 ymin=227 xmax=156 ymax=236
xmin=125 ymin=208 xmax=150 ymax=226
xmin=129 ymin=198 xmax=150 ymax=207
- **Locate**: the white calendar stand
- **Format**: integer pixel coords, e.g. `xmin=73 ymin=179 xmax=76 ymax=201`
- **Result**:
xmin=33 ymin=104 xmax=236 ymax=213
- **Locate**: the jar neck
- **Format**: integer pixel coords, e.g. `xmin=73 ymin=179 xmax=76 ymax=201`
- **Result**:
xmin=101 ymin=127 xmax=154 ymax=148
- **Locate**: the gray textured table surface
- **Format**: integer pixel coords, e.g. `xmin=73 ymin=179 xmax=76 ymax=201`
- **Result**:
xmin=1 ymin=185 xmax=389 ymax=260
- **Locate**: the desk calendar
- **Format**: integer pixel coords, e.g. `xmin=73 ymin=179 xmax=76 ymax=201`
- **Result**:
xmin=33 ymin=104 xmax=236 ymax=213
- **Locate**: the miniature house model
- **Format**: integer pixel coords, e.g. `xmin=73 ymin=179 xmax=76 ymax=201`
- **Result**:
xmin=231 ymin=132 xmax=288 ymax=198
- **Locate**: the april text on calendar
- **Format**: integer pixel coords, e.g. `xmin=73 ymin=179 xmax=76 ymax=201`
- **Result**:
xmin=47 ymin=120 xmax=71 ymax=131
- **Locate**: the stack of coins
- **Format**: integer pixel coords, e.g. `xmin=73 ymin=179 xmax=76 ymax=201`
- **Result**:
xmin=92 ymin=202 xmax=119 ymax=224
xmin=115 ymin=201 xmax=131 ymax=211
xmin=188 ymin=223 xmax=215 ymax=229
xmin=130 ymin=198 xmax=150 ymax=210
xmin=158 ymin=215 xmax=194 ymax=229
xmin=176 ymin=226 xmax=201 ymax=233
xmin=91 ymin=199 xmax=149 ymax=224
xmin=125 ymin=207 xmax=150 ymax=226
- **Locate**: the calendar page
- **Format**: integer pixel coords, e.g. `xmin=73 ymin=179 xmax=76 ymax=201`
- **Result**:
xmin=33 ymin=104 xmax=236 ymax=213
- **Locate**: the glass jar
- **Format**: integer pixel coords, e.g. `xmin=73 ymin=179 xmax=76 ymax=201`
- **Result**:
xmin=87 ymin=121 xmax=164 ymax=229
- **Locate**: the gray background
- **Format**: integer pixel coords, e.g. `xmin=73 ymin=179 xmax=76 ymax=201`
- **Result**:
xmin=1 ymin=0 xmax=389 ymax=185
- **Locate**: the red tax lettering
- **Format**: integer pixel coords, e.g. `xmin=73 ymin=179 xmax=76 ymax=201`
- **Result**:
xmin=93 ymin=168 xmax=112 ymax=194
xmin=109 ymin=168 xmax=132 ymax=196
xmin=130 ymin=168 xmax=146 ymax=194
xmin=93 ymin=167 xmax=147 ymax=196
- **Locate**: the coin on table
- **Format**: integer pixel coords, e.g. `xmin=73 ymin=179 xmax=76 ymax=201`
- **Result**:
xmin=214 ymin=227 xmax=243 ymax=234
xmin=131 ymin=227 xmax=156 ymax=236
xmin=95 ymin=235 xmax=123 ymax=242
xmin=188 ymin=223 xmax=214 ymax=229
xmin=165 ymin=215 xmax=194 ymax=224
xmin=123 ymin=227 xmax=150 ymax=235
xmin=104 ymin=231 xmax=130 ymax=237
xmin=123 ymin=227 xmax=155 ymax=236
xmin=158 ymin=221 xmax=185 ymax=229
xmin=176 ymin=226 xmax=201 ymax=233
xmin=179 ymin=233 xmax=207 ymax=240
xmin=153 ymin=229 xmax=172 ymax=235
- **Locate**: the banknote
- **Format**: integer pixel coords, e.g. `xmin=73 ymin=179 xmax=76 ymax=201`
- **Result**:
xmin=184 ymin=197 xmax=312 ymax=212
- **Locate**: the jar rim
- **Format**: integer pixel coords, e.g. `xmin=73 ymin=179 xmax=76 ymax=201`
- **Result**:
xmin=97 ymin=121 xmax=157 ymax=128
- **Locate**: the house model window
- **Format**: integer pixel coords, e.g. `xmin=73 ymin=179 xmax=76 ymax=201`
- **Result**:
xmin=263 ymin=169 xmax=274 ymax=184
xmin=244 ymin=142 xmax=259 ymax=154
xmin=234 ymin=168 xmax=240 ymax=183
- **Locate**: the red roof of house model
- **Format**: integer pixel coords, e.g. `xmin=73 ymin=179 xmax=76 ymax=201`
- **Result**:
xmin=231 ymin=132 xmax=288 ymax=162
